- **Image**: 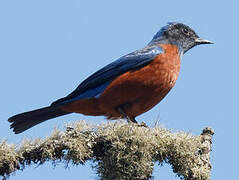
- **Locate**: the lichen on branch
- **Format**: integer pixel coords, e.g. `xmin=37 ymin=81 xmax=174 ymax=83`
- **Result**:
xmin=0 ymin=121 xmax=214 ymax=180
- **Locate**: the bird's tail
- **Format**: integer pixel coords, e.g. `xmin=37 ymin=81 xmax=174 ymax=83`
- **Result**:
xmin=8 ymin=106 xmax=71 ymax=134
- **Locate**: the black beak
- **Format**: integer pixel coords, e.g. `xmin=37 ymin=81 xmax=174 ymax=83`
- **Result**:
xmin=195 ymin=38 xmax=213 ymax=45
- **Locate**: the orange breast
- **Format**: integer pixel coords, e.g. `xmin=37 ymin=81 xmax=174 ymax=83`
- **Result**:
xmin=62 ymin=44 xmax=181 ymax=119
xmin=98 ymin=44 xmax=181 ymax=118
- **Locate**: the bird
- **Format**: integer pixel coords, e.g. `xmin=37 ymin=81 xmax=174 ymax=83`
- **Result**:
xmin=8 ymin=22 xmax=213 ymax=134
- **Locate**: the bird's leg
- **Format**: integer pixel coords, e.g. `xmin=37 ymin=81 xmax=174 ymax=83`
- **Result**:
xmin=129 ymin=116 xmax=137 ymax=123
xmin=116 ymin=106 xmax=138 ymax=123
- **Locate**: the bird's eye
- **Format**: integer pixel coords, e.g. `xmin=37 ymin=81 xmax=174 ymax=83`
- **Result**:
xmin=182 ymin=28 xmax=190 ymax=35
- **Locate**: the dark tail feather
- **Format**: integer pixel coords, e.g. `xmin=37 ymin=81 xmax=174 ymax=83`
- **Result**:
xmin=8 ymin=106 xmax=71 ymax=134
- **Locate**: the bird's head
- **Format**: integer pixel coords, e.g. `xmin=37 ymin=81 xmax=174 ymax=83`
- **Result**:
xmin=149 ymin=22 xmax=213 ymax=54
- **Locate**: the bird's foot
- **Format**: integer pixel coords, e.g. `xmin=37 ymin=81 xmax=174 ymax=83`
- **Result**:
xmin=136 ymin=122 xmax=148 ymax=128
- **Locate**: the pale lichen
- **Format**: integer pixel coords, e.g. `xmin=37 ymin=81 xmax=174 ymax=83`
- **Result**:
xmin=0 ymin=121 xmax=214 ymax=180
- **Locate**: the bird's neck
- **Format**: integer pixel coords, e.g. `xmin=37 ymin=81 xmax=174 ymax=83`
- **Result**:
xmin=148 ymin=36 xmax=184 ymax=55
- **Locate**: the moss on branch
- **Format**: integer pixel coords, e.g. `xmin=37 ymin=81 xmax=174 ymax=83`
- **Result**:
xmin=0 ymin=121 xmax=214 ymax=180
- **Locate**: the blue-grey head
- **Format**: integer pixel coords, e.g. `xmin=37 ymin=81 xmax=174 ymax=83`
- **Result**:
xmin=149 ymin=22 xmax=213 ymax=53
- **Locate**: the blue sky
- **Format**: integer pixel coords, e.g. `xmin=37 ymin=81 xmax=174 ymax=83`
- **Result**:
xmin=0 ymin=0 xmax=238 ymax=179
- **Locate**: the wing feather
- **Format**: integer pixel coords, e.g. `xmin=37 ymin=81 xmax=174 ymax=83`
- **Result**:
xmin=52 ymin=45 xmax=163 ymax=105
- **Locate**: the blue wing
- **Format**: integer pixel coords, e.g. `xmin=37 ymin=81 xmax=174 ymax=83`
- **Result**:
xmin=52 ymin=45 xmax=164 ymax=106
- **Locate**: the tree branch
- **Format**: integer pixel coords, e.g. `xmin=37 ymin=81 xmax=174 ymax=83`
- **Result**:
xmin=0 ymin=121 xmax=214 ymax=180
